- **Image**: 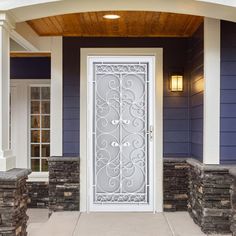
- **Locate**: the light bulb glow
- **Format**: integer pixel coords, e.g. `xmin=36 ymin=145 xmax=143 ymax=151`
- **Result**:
xmin=103 ymin=14 xmax=120 ymax=19
xmin=170 ymin=75 xmax=183 ymax=92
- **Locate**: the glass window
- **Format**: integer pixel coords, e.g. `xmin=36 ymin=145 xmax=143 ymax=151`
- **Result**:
xmin=30 ymin=86 xmax=50 ymax=172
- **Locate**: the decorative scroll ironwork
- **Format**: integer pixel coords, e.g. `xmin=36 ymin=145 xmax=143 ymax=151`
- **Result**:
xmin=93 ymin=62 xmax=149 ymax=204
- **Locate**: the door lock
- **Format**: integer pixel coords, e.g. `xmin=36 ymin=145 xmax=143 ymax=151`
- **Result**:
xmin=149 ymin=125 xmax=154 ymax=142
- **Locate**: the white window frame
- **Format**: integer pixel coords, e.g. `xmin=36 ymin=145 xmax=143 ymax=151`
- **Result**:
xmin=29 ymin=84 xmax=51 ymax=179
xmin=10 ymin=79 xmax=50 ymax=182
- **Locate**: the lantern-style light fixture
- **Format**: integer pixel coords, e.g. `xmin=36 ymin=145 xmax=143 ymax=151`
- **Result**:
xmin=170 ymin=75 xmax=183 ymax=92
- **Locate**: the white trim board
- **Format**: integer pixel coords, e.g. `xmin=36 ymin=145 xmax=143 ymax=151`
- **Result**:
xmin=203 ymin=18 xmax=220 ymax=164
xmin=50 ymin=36 xmax=63 ymax=157
xmin=80 ymin=48 xmax=163 ymax=213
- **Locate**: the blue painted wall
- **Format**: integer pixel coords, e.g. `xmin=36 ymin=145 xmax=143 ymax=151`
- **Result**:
xmin=188 ymin=24 xmax=204 ymax=161
xmin=220 ymin=21 xmax=236 ymax=164
xmin=10 ymin=57 xmax=51 ymax=79
xmin=63 ymin=37 xmax=191 ymax=157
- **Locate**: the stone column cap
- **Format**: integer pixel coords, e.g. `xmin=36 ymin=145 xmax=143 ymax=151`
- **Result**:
xmin=229 ymin=168 xmax=236 ymax=178
xmin=0 ymin=168 xmax=31 ymax=181
xmin=187 ymin=158 xmax=236 ymax=171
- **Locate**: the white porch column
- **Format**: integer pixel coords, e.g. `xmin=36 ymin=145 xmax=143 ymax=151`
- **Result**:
xmin=203 ymin=18 xmax=221 ymax=164
xmin=50 ymin=37 xmax=63 ymax=156
xmin=0 ymin=13 xmax=16 ymax=171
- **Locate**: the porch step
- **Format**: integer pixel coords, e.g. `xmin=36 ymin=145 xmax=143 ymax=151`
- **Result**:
xmin=29 ymin=211 xmax=80 ymax=236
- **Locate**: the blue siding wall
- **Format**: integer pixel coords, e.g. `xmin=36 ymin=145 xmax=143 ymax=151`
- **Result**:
xmin=10 ymin=57 xmax=51 ymax=79
xmin=63 ymin=37 xmax=190 ymax=157
xmin=188 ymin=24 xmax=204 ymax=161
xmin=220 ymin=21 xmax=236 ymax=164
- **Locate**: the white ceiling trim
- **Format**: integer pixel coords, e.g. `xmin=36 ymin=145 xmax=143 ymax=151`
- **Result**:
xmin=1 ymin=0 xmax=236 ymax=23
xmin=197 ymin=0 xmax=236 ymax=7
xmin=0 ymin=0 xmax=61 ymax=10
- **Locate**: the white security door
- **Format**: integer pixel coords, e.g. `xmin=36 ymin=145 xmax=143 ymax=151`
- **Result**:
xmin=88 ymin=56 xmax=154 ymax=211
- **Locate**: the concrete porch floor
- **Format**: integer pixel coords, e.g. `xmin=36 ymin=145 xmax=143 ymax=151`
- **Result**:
xmin=27 ymin=209 xmax=231 ymax=236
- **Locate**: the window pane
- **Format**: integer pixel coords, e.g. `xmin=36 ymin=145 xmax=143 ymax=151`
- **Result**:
xmin=31 ymin=87 xmax=40 ymax=99
xmin=31 ymin=130 xmax=40 ymax=143
xmin=31 ymin=116 xmax=40 ymax=128
xmin=42 ymin=130 xmax=50 ymax=143
xmin=30 ymin=86 xmax=50 ymax=173
xmin=42 ymin=144 xmax=50 ymax=157
xmin=42 ymin=116 xmax=50 ymax=128
xmin=41 ymin=101 xmax=50 ymax=114
xmin=31 ymin=159 xmax=40 ymax=172
xmin=31 ymin=144 xmax=40 ymax=157
xmin=41 ymin=87 xmax=50 ymax=99
xmin=41 ymin=159 xmax=48 ymax=172
xmin=31 ymin=101 xmax=40 ymax=114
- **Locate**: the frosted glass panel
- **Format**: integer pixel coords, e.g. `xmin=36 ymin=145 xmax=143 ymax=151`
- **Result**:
xmin=93 ymin=62 xmax=149 ymax=204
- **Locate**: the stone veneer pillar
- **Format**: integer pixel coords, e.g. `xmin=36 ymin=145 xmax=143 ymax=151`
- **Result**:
xmin=187 ymin=159 xmax=233 ymax=234
xmin=164 ymin=158 xmax=234 ymax=234
xmin=229 ymin=168 xmax=236 ymax=235
xmin=163 ymin=158 xmax=189 ymax=211
xmin=27 ymin=181 xmax=49 ymax=208
xmin=49 ymin=157 xmax=80 ymax=214
xmin=0 ymin=168 xmax=31 ymax=236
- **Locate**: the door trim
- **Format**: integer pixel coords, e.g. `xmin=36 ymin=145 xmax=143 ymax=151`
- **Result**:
xmin=80 ymin=48 xmax=163 ymax=212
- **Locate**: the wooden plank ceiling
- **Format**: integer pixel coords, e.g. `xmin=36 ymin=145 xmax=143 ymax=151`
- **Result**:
xmin=27 ymin=11 xmax=203 ymax=37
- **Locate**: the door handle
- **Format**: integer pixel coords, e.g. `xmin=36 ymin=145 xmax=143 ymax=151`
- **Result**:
xmin=149 ymin=125 xmax=154 ymax=142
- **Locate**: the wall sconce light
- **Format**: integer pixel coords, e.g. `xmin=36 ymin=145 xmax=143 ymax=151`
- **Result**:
xmin=170 ymin=75 xmax=183 ymax=92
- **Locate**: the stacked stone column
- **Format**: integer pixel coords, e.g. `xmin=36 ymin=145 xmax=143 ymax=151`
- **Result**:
xmin=27 ymin=181 xmax=49 ymax=208
xmin=0 ymin=168 xmax=31 ymax=236
xmin=229 ymin=169 xmax=236 ymax=235
xmin=49 ymin=157 xmax=80 ymax=214
xmin=188 ymin=159 xmax=232 ymax=234
xmin=163 ymin=158 xmax=189 ymax=211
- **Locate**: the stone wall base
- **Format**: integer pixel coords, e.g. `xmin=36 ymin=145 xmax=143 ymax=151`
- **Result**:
xmin=49 ymin=157 xmax=80 ymax=214
xmin=27 ymin=181 xmax=49 ymax=208
xmin=229 ymin=169 xmax=236 ymax=236
xmin=163 ymin=158 xmax=189 ymax=211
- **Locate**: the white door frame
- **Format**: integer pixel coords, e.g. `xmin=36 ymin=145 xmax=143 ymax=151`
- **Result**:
xmin=10 ymin=79 xmax=50 ymax=182
xmin=80 ymin=48 xmax=163 ymax=212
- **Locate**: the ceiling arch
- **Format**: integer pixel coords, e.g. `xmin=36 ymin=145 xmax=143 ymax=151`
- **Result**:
xmin=27 ymin=11 xmax=203 ymax=37
xmin=4 ymin=0 xmax=236 ymax=23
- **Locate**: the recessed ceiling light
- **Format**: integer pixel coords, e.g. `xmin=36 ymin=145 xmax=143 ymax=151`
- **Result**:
xmin=103 ymin=14 xmax=120 ymax=20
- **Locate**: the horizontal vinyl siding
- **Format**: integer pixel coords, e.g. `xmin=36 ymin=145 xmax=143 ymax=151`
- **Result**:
xmin=189 ymin=24 xmax=204 ymax=161
xmin=10 ymin=57 xmax=51 ymax=79
xmin=63 ymin=41 xmax=80 ymax=156
xmin=63 ymin=37 xmax=190 ymax=157
xmin=220 ymin=21 xmax=236 ymax=164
